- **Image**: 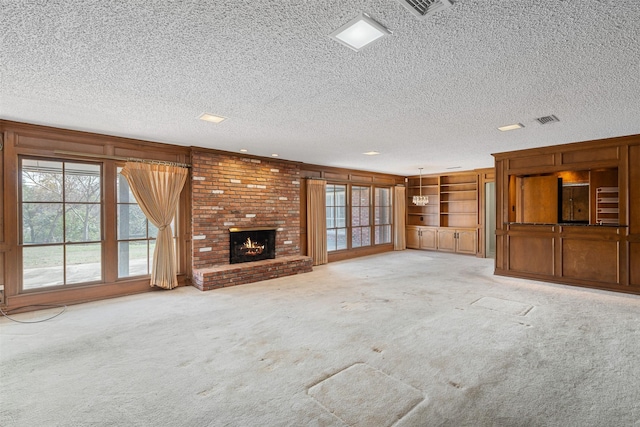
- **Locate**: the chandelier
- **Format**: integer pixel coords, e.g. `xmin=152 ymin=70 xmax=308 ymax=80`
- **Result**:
xmin=412 ymin=168 xmax=429 ymax=206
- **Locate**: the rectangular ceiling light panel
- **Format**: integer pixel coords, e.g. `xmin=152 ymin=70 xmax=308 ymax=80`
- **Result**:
xmin=497 ymin=123 xmax=524 ymax=132
xmin=199 ymin=113 xmax=227 ymax=124
xmin=397 ymin=0 xmax=452 ymax=19
xmin=329 ymin=14 xmax=391 ymax=51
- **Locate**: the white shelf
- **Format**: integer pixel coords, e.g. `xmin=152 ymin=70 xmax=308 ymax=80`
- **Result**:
xmin=597 ymin=187 xmax=619 ymax=193
xmin=597 ymin=197 xmax=618 ymax=203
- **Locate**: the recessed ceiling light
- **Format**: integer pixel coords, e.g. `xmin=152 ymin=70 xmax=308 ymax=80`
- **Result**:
xmin=271 ymin=154 xmax=279 ymax=157
xmin=240 ymin=149 xmax=248 ymax=152
xmin=497 ymin=123 xmax=524 ymax=132
xmin=363 ymin=151 xmax=380 ymax=156
xmin=198 ymin=113 xmax=227 ymax=124
xmin=329 ymin=13 xmax=391 ymax=51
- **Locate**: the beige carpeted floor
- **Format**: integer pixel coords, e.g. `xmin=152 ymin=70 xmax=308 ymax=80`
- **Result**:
xmin=2 ymin=250 xmax=640 ymax=426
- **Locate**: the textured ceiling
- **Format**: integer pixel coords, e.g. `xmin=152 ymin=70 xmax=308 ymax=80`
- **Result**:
xmin=1 ymin=0 xmax=639 ymax=175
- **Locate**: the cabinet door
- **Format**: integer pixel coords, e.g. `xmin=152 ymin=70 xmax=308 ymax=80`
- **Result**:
xmin=456 ymin=229 xmax=477 ymax=255
xmin=420 ymin=227 xmax=438 ymax=250
xmin=521 ymin=175 xmax=558 ymax=223
xmin=406 ymin=227 xmax=420 ymax=249
xmin=437 ymin=229 xmax=456 ymax=252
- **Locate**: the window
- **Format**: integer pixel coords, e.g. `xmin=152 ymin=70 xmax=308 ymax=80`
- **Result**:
xmin=18 ymin=158 xmax=183 ymax=292
xmin=117 ymin=168 xmax=158 ymax=278
xmin=375 ymin=187 xmax=392 ymax=244
xmin=325 ymin=183 xmax=393 ymax=252
xmin=20 ymin=158 xmax=102 ymax=290
xmin=326 ymin=184 xmax=347 ymax=251
xmin=351 ymin=186 xmax=371 ymax=248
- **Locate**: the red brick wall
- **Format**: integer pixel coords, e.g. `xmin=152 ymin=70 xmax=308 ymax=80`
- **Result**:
xmin=191 ymin=151 xmax=301 ymax=269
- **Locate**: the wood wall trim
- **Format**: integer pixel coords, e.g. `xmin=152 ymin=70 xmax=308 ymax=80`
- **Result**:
xmin=3 ymin=278 xmax=182 ymax=313
xmin=328 ymin=244 xmax=394 ymax=263
xmin=1 ymin=120 xmax=191 ymax=159
xmin=300 ymin=163 xmax=404 ymax=185
xmin=492 ymin=133 xmax=640 ymax=162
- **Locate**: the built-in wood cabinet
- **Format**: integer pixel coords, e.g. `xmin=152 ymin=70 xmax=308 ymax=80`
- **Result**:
xmin=437 ymin=228 xmax=477 ymax=254
xmin=494 ymin=134 xmax=640 ymax=295
xmin=406 ymin=171 xmax=481 ymax=255
xmin=406 ymin=226 xmax=437 ymax=250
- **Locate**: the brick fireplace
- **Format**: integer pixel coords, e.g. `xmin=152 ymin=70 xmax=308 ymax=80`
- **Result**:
xmin=190 ymin=150 xmax=312 ymax=290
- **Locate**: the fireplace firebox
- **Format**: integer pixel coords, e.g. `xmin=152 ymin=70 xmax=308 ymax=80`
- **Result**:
xmin=229 ymin=227 xmax=276 ymax=264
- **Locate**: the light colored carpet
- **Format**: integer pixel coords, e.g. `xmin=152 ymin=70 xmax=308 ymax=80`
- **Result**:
xmin=308 ymin=363 xmax=424 ymax=426
xmin=2 ymin=250 xmax=640 ymax=426
xmin=471 ymin=296 xmax=534 ymax=316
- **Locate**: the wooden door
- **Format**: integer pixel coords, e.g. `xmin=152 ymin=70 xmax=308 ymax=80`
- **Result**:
xmin=522 ymin=175 xmax=558 ymax=223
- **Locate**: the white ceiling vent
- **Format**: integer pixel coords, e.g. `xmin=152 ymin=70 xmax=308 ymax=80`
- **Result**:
xmin=535 ymin=115 xmax=560 ymax=125
xmin=397 ymin=0 xmax=453 ymax=19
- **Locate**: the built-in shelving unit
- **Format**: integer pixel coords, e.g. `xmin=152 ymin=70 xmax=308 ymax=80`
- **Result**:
xmin=406 ymin=175 xmax=439 ymax=226
xmin=406 ymin=172 xmax=479 ymax=255
xmin=596 ymin=186 xmax=619 ymax=225
xmin=439 ymin=175 xmax=478 ymax=228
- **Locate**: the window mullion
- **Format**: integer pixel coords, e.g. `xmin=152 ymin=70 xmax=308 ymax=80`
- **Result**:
xmin=103 ymin=161 xmax=118 ymax=283
xmin=62 ymin=163 xmax=67 ymax=284
xmin=347 ymin=184 xmax=352 ymax=250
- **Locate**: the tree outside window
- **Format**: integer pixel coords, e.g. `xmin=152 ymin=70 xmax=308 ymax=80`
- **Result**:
xmin=117 ymin=167 xmax=160 ymax=278
xmin=21 ymin=159 xmax=102 ymax=290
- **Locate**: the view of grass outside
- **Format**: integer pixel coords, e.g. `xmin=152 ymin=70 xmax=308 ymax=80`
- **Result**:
xmin=22 ymin=244 xmax=149 ymax=268
xmin=22 ymin=242 xmax=153 ymax=290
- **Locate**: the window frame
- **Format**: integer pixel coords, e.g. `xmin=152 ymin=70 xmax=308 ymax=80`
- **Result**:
xmin=326 ymin=182 xmax=393 ymax=253
xmin=351 ymin=185 xmax=372 ymax=248
xmin=18 ymin=156 xmax=104 ymax=291
xmin=15 ymin=156 xmax=185 ymax=294
xmin=116 ymin=165 xmax=161 ymax=279
xmin=374 ymin=186 xmax=393 ymax=245
xmin=326 ymin=183 xmax=348 ymax=252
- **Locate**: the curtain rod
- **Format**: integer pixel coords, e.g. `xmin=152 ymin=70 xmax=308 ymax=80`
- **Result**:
xmin=53 ymin=150 xmax=192 ymax=168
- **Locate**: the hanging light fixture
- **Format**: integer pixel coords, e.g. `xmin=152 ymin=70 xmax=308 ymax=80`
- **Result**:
xmin=412 ymin=168 xmax=429 ymax=206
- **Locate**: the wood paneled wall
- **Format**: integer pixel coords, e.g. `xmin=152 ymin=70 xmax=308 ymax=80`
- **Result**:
xmin=0 ymin=120 xmax=191 ymax=311
xmin=493 ymin=134 xmax=640 ymax=294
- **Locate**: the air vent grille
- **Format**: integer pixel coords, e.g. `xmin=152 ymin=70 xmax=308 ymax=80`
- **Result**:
xmin=535 ymin=115 xmax=560 ymax=125
xmin=397 ymin=0 xmax=452 ymax=19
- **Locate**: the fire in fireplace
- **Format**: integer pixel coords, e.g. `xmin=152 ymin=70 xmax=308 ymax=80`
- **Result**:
xmin=241 ymin=237 xmax=264 ymax=256
xmin=229 ymin=227 xmax=276 ymax=264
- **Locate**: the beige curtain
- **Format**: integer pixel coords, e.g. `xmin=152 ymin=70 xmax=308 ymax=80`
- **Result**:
xmin=306 ymin=179 xmax=328 ymax=266
xmin=393 ymin=186 xmax=406 ymax=250
xmin=121 ymin=162 xmax=189 ymax=289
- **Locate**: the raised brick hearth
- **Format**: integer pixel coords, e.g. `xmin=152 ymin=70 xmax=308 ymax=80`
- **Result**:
xmin=192 ymin=255 xmax=313 ymax=291
xmin=191 ymin=150 xmax=312 ymax=290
